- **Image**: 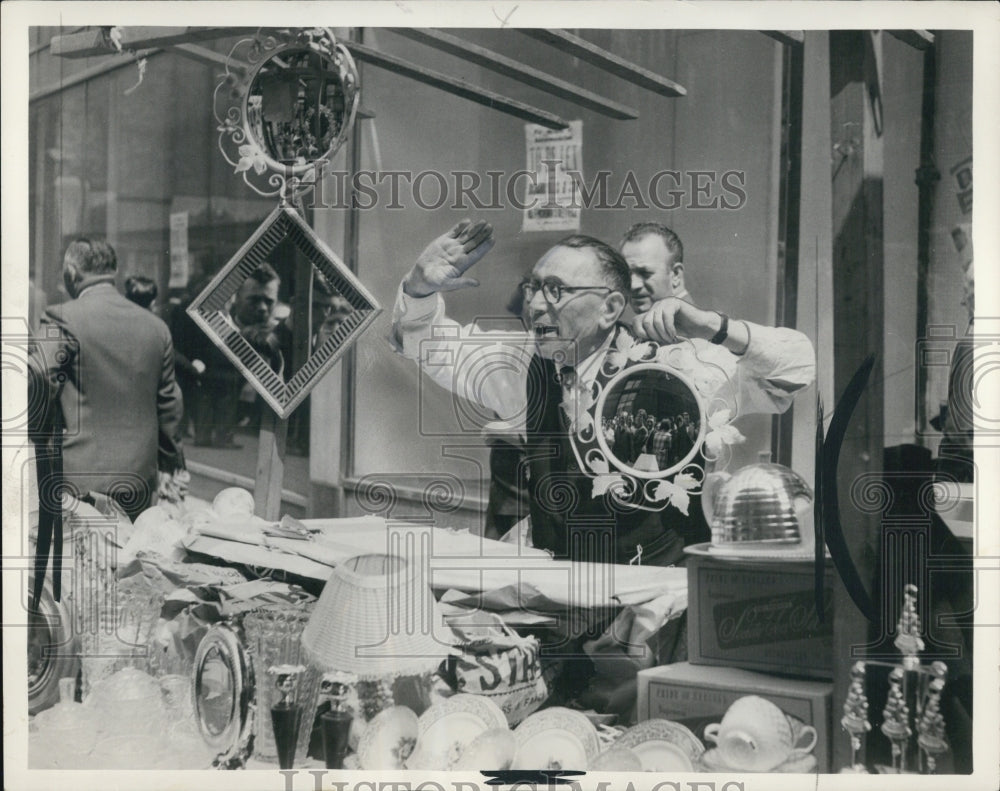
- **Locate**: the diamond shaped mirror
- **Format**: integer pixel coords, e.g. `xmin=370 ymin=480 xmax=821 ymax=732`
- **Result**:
xmin=186 ymin=206 xmax=381 ymax=419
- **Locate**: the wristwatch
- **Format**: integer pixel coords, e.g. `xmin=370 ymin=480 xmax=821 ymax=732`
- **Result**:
xmin=710 ymin=312 xmax=729 ymax=345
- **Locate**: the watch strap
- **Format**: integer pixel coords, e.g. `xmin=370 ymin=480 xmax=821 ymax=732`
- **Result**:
xmin=710 ymin=312 xmax=729 ymax=345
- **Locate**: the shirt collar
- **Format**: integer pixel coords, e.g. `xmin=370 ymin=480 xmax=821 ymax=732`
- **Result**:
xmin=573 ymin=328 xmax=617 ymax=389
xmin=75 ymin=276 xmax=117 ymax=297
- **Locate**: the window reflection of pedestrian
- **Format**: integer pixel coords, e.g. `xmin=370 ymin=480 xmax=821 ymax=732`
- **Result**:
xmin=124 ymin=275 xmax=158 ymax=311
xmin=28 ymin=239 xmax=184 ymax=519
xmin=126 ymin=274 xmax=190 ymax=502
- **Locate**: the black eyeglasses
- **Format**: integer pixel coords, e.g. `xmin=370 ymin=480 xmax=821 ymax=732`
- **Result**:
xmin=521 ymin=278 xmax=614 ymax=304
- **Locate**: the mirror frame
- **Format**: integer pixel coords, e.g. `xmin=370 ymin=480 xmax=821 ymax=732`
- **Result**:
xmin=567 ymin=336 xmax=743 ymax=512
xmin=215 ymin=29 xmax=360 ymax=199
xmin=186 ymin=204 xmax=382 ymax=419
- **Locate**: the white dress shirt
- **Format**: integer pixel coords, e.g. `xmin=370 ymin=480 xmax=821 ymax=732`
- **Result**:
xmin=390 ymin=284 xmax=816 ymax=437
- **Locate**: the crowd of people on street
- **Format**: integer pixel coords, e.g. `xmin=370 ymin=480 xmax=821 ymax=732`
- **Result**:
xmin=603 ymin=408 xmax=700 ymax=471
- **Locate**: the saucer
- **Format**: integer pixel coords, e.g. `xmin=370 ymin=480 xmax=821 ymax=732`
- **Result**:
xmin=685 ymin=542 xmax=827 ymax=562
xmin=408 ymin=694 xmax=508 ymax=770
xmin=512 ymin=707 xmax=600 ymax=770
xmin=700 ymin=747 xmax=818 ymax=773
xmin=615 ymin=719 xmax=705 ymax=772
xmin=356 ymin=706 xmax=418 ymax=770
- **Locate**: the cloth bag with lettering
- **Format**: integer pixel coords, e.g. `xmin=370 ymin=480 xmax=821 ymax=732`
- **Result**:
xmin=442 ymin=612 xmax=548 ymax=727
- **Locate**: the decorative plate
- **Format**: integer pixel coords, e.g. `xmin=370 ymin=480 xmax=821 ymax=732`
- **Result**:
xmin=589 ymin=745 xmax=643 ymax=772
xmin=450 ymin=728 xmax=517 ymax=771
xmin=356 ymin=706 xmax=418 ymax=770
xmin=511 ymin=707 xmax=600 ymax=770
xmin=684 ymin=542 xmax=822 ymax=562
xmin=407 ymin=694 xmax=508 ymax=770
xmin=615 ymin=719 xmax=705 ymax=772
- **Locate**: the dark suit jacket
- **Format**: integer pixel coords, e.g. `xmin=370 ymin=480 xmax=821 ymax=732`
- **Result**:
xmin=29 ymin=279 xmax=183 ymax=517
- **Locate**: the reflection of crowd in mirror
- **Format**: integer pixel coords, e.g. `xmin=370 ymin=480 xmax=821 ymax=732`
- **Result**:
xmin=604 ymin=408 xmax=700 ymax=470
xmin=170 ymin=262 xmax=356 ymax=452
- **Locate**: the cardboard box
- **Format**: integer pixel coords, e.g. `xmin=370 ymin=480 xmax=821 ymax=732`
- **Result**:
xmin=686 ymin=552 xmax=835 ymax=679
xmin=637 ymin=662 xmax=834 ymax=773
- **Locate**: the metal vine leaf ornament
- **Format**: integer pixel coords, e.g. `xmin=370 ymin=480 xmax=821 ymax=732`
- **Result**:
xmin=214 ymin=28 xmax=360 ymax=202
xmin=567 ymin=331 xmax=745 ymax=513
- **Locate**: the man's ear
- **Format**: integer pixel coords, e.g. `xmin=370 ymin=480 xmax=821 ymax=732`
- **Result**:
xmin=62 ymin=261 xmax=81 ymax=298
xmin=671 ymin=263 xmax=685 ymax=292
xmin=601 ymin=291 xmax=627 ymax=328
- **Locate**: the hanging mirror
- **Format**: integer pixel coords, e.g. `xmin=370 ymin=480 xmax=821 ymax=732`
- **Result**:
xmin=186 ymin=205 xmax=381 ymax=418
xmin=568 ymin=336 xmax=745 ymax=512
xmin=215 ymin=28 xmax=359 ymax=199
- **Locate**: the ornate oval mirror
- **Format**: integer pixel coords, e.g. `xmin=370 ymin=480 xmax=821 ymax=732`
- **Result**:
xmin=215 ymin=29 xmax=360 ymax=199
xmin=243 ymin=39 xmax=357 ymax=173
xmin=595 ymin=363 xmax=705 ymax=480
xmin=194 ymin=623 xmax=254 ymax=765
xmin=243 ymin=31 xmax=359 ymax=174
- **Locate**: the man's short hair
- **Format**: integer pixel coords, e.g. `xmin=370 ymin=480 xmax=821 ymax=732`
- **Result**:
xmin=556 ymin=235 xmax=630 ymax=295
xmin=249 ymin=262 xmax=280 ymax=286
xmin=621 ymin=222 xmax=684 ymax=264
xmin=124 ymin=275 xmax=158 ymax=309
xmin=65 ymin=238 xmax=117 ymax=275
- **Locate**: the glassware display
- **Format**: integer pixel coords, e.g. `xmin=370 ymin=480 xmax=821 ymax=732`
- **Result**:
xmin=269 ymin=665 xmax=305 ymax=769
xmin=838 ymin=585 xmax=950 ymax=774
xmin=244 ymin=604 xmax=312 ymax=762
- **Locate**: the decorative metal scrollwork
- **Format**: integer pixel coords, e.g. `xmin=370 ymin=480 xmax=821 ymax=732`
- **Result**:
xmin=567 ymin=335 xmax=745 ymax=513
xmin=214 ymin=28 xmax=360 ymax=202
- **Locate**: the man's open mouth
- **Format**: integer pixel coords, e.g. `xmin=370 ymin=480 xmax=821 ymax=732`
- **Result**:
xmin=534 ymin=325 xmax=559 ymax=338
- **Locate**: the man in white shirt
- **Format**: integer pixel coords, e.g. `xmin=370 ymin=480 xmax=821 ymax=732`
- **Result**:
xmin=392 ymin=220 xmax=815 ymax=565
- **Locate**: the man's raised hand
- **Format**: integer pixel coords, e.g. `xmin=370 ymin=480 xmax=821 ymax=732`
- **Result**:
xmin=403 ymin=219 xmax=495 ymax=298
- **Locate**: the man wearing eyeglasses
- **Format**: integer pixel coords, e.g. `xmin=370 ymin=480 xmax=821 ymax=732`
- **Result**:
xmin=391 ymin=220 xmax=814 ymax=566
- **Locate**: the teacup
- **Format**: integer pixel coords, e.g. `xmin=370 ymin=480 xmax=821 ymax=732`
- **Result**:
xmin=704 ymin=695 xmax=817 ymax=772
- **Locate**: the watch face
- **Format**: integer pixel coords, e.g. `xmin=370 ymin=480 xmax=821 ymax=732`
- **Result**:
xmin=193 ymin=624 xmax=254 ymax=762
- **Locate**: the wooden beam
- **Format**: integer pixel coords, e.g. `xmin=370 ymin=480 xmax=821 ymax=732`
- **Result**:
xmin=772 ymin=37 xmax=806 ymax=468
xmin=172 ymin=42 xmax=245 ymax=73
xmin=343 ymin=41 xmax=569 ymax=129
xmin=886 ymin=30 xmax=935 ymax=51
xmin=50 ymin=26 xmax=251 ymax=59
xmin=255 ymin=408 xmax=289 ymax=521
xmin=761 ymin=30 xmax=806 ymax=47
xmin=30 ymin=48 xmax=161 ymax=103
xmin=388 ymin=28 xmax=639 ymax=120
xmin=170 ymin=42 xmax=376 ymax=119
xmin=828 ymin=29 xmax=886 ymax=772
xmin=519 ymin=29 xmax=686 ymax=97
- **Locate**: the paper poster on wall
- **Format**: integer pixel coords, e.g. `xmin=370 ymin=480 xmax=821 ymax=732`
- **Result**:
xmin=168 ymin=211 xmax=190 ymax=288
xmin=522 ymin=120 xmax=582 ymax=233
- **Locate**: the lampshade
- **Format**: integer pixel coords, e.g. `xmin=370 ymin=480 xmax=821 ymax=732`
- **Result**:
xmin=301 ymin=553 xmax=454 ymax=680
